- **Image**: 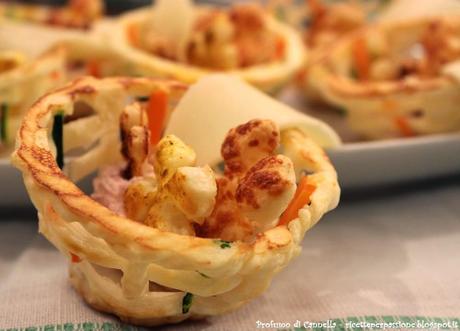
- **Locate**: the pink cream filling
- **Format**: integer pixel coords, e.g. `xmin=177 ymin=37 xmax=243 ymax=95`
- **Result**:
xmin=91 ymin=165 xmax=129 ymax=216
xmin=91 ymin=163 xmax=155 ymax=216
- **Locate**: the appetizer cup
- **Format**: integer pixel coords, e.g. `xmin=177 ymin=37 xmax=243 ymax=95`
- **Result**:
xmin=0 ymin=47 xmax=65 ymax=155
xmin=106 ymin=0 xmax=305 ymax=93
xmin=0 ymin=36 xmax=128 ymax=156
xmin=12 ymin=76 xmax=339 ymax=326
xmin=309 ymin=16 xmax=460 ymax=139
xmin=296 ymin=0 xmax=368 ymax=103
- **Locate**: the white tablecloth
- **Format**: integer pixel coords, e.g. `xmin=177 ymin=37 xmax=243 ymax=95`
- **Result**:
xmin=1 ymin=177 xmax=459 ymax=331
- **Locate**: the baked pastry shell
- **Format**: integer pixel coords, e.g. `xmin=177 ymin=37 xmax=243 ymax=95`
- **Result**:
xmin=107 ymin=7 xmax=306 ymax=94
xmin=12 ymin=76 xmax=339 ymax=326
xmin=307 ymin=16 xmax=460 ymax=139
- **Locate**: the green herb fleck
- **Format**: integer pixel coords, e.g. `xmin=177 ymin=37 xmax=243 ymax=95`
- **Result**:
xmin=214 ymin=160 xmax=225 ymax=174
xmin=275 ymin=6 xmax=286 ymax=22
xmin=82 ymin=323 xmax=95 ymax=331
xmin=100 ymin=323 xmax=112 ymax=331
xmin=0 ymin=103 xmax=8 ymax=143
xmin=182 ymin=292 xmax=193 ymax=314
xmin=196 ymin=271 xmax=210 ymax=278
xmin=52 ymin=112 xmax=64 ymax=169
xmin=214 ymin=240 xmax=232 ymax=249
xmin=334 ymin=107 xmax=348 ymax=117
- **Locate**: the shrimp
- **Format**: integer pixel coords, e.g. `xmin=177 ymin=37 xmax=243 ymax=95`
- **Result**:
xmin=152 ymin=134 xmax=196 ymax=184
xmin=124 ymin=176 xmax=157 ymax=222
xmin=185 ymin=4 xmax=280 ymax=69
xmin=236 ymin=154 xmax=297 ymax=232
xmin=420 ymin=21 xmax=460 ymax=75
xmin=221 ymin=119 xmax=280 ymax=175
xmin=230 ymin=4 xmax=282 ymax=67
xmin=123 ymin=119 xmax=296 ymax=241
xmin=124 ymin=134 xmax=217 ymax=235
xmin=120 ymin=102 xmax=150 ymax=178
xmin=186 ymin=12 xmax=239 ymax=69
xmin=198 ymin=119 xmax=296 ymax=241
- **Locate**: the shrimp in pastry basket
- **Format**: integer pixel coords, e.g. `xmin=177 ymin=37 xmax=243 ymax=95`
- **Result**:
xmin=12 ymin=76 xmax=339 ymax=326
xmin=105 ymin=0 xmax=305 ymax=94
xmin=308 ymin=15 xmax=460 ymax=139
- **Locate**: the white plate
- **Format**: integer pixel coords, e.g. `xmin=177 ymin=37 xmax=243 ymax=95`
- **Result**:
xmin=328 ymin=133 xmax=460 ymax=189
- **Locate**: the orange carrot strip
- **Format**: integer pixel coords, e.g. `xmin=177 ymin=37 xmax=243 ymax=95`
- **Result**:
xmin=86 ymin=60 xmax=101 ymax=77
xmin=147 ymin=90 xmax=168 ymax=145
xmin=275 ymin=36 xmax=285 ymax=60
xmin=279 ymin=176 xmax=316 ymax=225
xmin=296 ymin=67 xmax=308 ymax=84
xmin=50 ymin=70 xmax=61 ymax=80
xmin=395 ymin=116 xmax=414 ymax=137
xmin=127 ymin=23 xmax=140 ymax=47
xmin=351 ymin=36 xmax=370 ymax=81
xmin=71 ymin=253 xmax=81 ymax=263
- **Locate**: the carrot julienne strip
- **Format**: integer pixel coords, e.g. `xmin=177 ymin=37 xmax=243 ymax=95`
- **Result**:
xmin=351 ymin=36 xmax=370 ymax=81
xmin=50 ymin=70 xmax=61 ymax=80
xmin=147 ymin=90 xmax=168 ymax=145
xmin=275 ymin=36 xmax=285 ymax=59
xmin=296 ymin=67 xmax=308 ymax=84
xmin=127 ymin=23 xmax=140 ymax=47
xmin=71 ymin=253 xmax=81 ymax=263
xmin=279 ymin=176 xmax=316 ymax=225
xmin=86 ymin=60 xmax=101 ymax=77
xmin=395 ymin=116 xmax=414 ymax=137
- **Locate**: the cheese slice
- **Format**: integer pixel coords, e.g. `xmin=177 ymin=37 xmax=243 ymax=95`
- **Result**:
xmin=166 ymin=74 xmax=341 ymax=166
xmin=150 ymin=0 xmax=195 ymax=61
